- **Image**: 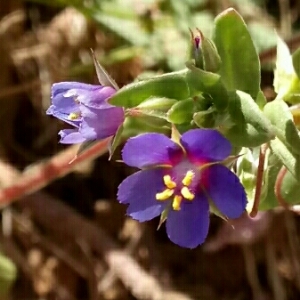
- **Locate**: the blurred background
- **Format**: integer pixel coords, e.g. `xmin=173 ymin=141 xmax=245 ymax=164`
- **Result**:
xmin=0 ymin=0 xmax=299 ymax=299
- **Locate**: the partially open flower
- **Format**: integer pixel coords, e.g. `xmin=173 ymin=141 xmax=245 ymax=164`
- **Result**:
xmin=47 ymin=82 xmax=124 ymax=144
xmin=117 ymin=129 xmax=247 ymax=248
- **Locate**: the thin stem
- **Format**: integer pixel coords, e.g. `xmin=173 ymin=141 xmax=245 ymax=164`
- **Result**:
xmin=250 ymin=144 xmax=268 ymax=217
xmin=274 ymin=166 xmax=289 ymax=209
xmin=0 ymin=138 xmax=111 ymax=205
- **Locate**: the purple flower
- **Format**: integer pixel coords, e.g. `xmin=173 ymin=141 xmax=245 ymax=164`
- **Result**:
xmin=117 ymin=129 xmax=247 ymax=248
xmin=46 ymin=82 xmax=124 ymax=144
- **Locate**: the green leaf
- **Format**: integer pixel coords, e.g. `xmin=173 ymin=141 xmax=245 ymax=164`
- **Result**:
xmin=256 ymin=90 xmax=267 ymax=109
xmin=193 ymin=107 xmax=215 ymax=128
xmin=167 ymin=99 xmax=195 ymax=124
xmin=212 ymin=8 xmax=260 ymax=99
xmin=91 ymin=50 xmax=119 ymax=90
xmin=122 ymin=115 xmax=169 ymax=138
xmin=269 ymin=137 xmax=300 ymax=181
xmin=258 ymin=153 xmax=282 ymax=210
xmin=185 ymin=62 xmax=228 ymax=111
xmin=225 ymin=91 xmax=275 ymax=147
xmin=109 ymin=70 xmax=190 ymax=108
xmin=109 ymin=124 xmax=124 ymax=160
xmin=280 ymin=169 xmax=300 ymax=205
xmin=264 ymin=99 xmax=300 ymax=155
xmin=137 ymin=97 xmax=177 ymax=111
xmin=201 ymin=35 xmax=221 ymax=73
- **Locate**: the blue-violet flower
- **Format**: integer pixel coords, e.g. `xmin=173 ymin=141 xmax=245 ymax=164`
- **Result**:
xmin=47 ymin=82 xmax=124 ymax=144
xmin=117 ymin=129 xmax=247 ymax=248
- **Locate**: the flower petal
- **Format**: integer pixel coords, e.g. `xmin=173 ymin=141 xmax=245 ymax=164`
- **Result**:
xmin=80 ymin=105 xmax=124 ymax=140
xmin=204 ymin=164 xmax=247 ymax=218
xmin=51 ymin=82 xmax=84 ymax=113
xmin=75 ymin=86 xmax=116 ymax=109
xmin=122 ymin=133 xmax=183 ymax=168
xmin=47 ymin=106 xmax=81 ymax=127
xmin=117 ymin=169 xmax=168 ymax=222
xmin=180 ymin=129 xmax=231 ymax=162
xmin=58 ymin=129 xmax=87 ymax=144
xmin=166 ymin=195 xmax=210 ymax=248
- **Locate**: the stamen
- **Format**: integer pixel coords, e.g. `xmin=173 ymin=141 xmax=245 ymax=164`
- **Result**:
xmin=172 ymin=195 xmax=183 ymax=211
xmin=163 ymin=175 xmax=177 ymax=189
xmin=182 ymin=170 xmax=194 ymax=186
xmin=68 ymin=112 xmax=81 ymax=120
xmin=181 ymin=187 xmax=195 ymax=200
xmin=156 ymin=189 xmax=174 ymax=201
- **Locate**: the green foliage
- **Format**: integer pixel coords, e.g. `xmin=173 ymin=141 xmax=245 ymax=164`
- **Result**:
xmin=212 ymin=9 xmax=261 ymax=99
xmin=109 ymin=70 xmax=190 ymax=107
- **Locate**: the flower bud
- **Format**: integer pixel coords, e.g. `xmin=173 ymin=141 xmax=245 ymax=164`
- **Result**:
xmin=189 ymin=28 xmax=221 ymax=73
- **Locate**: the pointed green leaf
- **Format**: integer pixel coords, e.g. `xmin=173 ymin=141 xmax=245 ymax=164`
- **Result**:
xmin=225 ymin=91 xmax=275 ymax=147
xmin=137 ymin=98 xmax=177 ymax=110
xmin=280 ymin=169 xmax=300 ymax=205
xmin=109 ymin=124 xmax=124 ymax=160
xmin=269 ymin=137 xmax=300 ymax=181
xmin=185 ymin=62 xmax=228 ymax=111
xmin=91 ymin=49 xmax=119 ymax=90
xmin=109 ymin=71 xmax=190 ymax=108
xmin=264 ymin=99 xmax=300 ymax=155
xmin=256 ymin=90 xmax=267 ymax=110
xmin=167 ymin=99 xmax=194 ymax=124
xmin=201 ymin=35 xmax=221 ymax=73
xmin=258 ymin=153 xmax=282 ymax=210
xmin=212 ymin=8 xmax=260 ymax=99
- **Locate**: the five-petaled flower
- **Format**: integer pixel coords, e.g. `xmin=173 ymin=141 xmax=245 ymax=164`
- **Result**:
xmin=117 ymin=129 xmax=247 ymax=248
xmin=46 ymin=82 xmax=124 ymax=144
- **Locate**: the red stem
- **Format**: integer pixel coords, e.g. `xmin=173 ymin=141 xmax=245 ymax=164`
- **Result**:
xmin=274 ymin=166 xmax=289 ymax=209
xmin=250 ymin=144 xmax=268 ymax=218
xmin=0 ymin=138 xmax=110 ymax=204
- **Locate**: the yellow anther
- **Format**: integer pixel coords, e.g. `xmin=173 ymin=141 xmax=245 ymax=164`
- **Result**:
xmin=172 ymin=195 xmax=183 ymax=211
xmin=156 ymin=189 xmax=174 ymax=201
xmin=181 ymin=186 xmax=195 ymax=201
xmin=68 ymin=112 xmax=80 ymax=120
xmin=182 ymin=170 xmax=194 ymax=186
xmin=163 ymin=175 xmax=177 ymax=189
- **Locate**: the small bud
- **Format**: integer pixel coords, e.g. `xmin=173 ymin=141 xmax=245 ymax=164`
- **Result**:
xmin=189 ymin=28 xmax=204 ymax=69
xmin=188 ymin=28 xmax=221 ymax=73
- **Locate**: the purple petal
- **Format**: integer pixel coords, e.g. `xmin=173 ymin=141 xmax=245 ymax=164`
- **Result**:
xmin=73 ymin=86 xmax=116 ymax=109
xmin=79 ymin=105 xmax=124 ymax=140
xmin=51 ymin=83 xmax=85 ymax=113
xmin=122 ymin=133 xmax=183 ymax=169
xmin=204 ymin=164 xmax=246 ymax=218
xmin=58 ymin=129 xmax=87 ymax=144
xmin=180 ymin=129 xmax=231 ymax=162
xmin=117 ymin=169 xmax=168 ymax=222
xmin=166 ymin=195 xmax=210 ymax=248
xmin=47 ymin=106 xmax=81 ymax=127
